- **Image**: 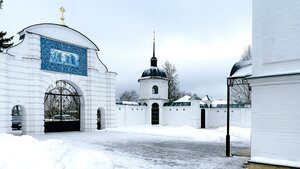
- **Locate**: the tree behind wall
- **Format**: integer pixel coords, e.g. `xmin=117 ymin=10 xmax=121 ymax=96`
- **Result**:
xmin=119 ymin=90 xmax=139 ymax=102
xmin=162 ymin=60 xmax=180 ymax=101
xmin=0 ymin=31 xmax=14 ymax=52
xmin=231 ymin=45 xmax=252 ymax=105
xmin=240 ymin=45 xmax=252 ymax=61
xmin=0 ymin=0 xmax=3 ymax=9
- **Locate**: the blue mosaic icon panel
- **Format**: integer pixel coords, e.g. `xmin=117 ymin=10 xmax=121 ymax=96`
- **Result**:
xmin=41 ymin=37 xmax=87 ymax=76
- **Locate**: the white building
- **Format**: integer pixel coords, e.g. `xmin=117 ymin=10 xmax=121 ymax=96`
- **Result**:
xmin=0 ymin=23 xmax=116 ymax=134
xmin=115 ymin=35 xmax=251 ymax=129
xmin=138 ymin=37 xmax=168 ymax=125
xmin=0 ymin=23 xmax=251 ymax=136
xmin=249 ymin=0 xmax=300 ymax=168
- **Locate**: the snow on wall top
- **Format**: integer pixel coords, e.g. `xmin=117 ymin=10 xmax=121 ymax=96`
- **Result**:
xmin=174 ymin=95 xmax=191 ymax=103
xmin=211 ymin=99 xmax=227 ymax=106
xmin=18 ymin=23 xmax=99 ymax=51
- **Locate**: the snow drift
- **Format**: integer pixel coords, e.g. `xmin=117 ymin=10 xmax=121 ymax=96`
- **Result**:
xmin=0 ymin=133 xmax=113 ymax=169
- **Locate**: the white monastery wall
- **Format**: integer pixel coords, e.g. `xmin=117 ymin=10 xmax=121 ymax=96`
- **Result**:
xmin=113 ymin=103 xmax=251 ymax=129
xmin=205 ymin=108 xmax=251 ymax=128
xmin=162 ymin=106 xmax=198 ymax=127
xmin=0 ymin=24 xmax=116 ymax=134
xmin=115 ymin=105 xmax=147 ymax=126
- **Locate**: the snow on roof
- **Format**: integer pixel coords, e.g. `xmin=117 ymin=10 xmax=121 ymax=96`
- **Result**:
xmin=199 ymin=100 xmax=207 ymax=105
xmin=189 ymin=94 xmax=201 ymax=100
xmin=201 ymin=95 xmax=211 ymax=101
xmin=19 ymin=23 xmax=99 ymax=50
xmin=229 ymin=60 xmax=252 ymax=78
xmin=249 ymin=69 xmax=300 ymax=79
xmin=174 ymin=95 xmax=191 ymax=102
xmin=211 ymin=99 xmax=227 ymax=105
xmin=117 ymin=101 xmax=139 ymax=106
xmin=231 ymin=64 xmax=252 ymax=78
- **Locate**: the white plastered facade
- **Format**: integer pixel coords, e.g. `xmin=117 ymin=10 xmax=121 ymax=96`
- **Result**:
xmin=138 ymin=77 xmax=168 ymax=125
xmin=249 ymin=0 xmax=300 ymax=167
xmin=0 ymin=23 xmax=116 ymax=134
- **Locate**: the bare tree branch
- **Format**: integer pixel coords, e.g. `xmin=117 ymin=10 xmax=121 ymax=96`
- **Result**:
xmin=119 ymin=90 xmax=139 ymax=102
xmin=0 ymin=0 xmax=3 ymax=9
xmin=162 ymin=60 xmax=180 ymax=101
xmin=231 ymin=46 xmax=252 ymax=105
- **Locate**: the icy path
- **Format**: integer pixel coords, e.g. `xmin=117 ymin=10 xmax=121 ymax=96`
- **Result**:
xmin=34 ymin=126 xmax=250 ymax=169
xmin=0 ymin=126 xmax=250 ymax=169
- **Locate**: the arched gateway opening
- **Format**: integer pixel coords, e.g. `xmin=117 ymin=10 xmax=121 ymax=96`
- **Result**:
xmin=44 ymin=81 xmax=80 ymax=132
xmin=151 ymin=103 xmax=159 ymax=125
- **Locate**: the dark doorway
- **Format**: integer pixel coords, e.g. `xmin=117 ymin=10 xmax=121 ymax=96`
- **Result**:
xmin=44 ymin=81 xmax=80 ymax=132
xmin=97 ymin=108 xmax=101 ymax=130
xmin=151 ymin=103 xmax=159 ymax=125
xmin=201 ymin=109 xmax=205 ymax=128
xmin=12 ymin=105 xmax=22 ymax=131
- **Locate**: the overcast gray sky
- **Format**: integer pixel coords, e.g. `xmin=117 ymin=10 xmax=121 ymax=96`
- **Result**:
xmin=1 ymin=0 xmax=252 ymax=99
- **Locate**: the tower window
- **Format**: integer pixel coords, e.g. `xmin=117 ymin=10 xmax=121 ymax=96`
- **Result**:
xmin=152 ymin=85 xmax=158 ymax=94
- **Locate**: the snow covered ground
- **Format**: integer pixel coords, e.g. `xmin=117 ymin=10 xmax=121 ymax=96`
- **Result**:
xmin=0 ymin=126 xmax=250 ymax=169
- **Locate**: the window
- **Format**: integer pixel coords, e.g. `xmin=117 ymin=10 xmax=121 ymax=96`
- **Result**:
xmin=152 ymin=85 xmax=158 ymax=94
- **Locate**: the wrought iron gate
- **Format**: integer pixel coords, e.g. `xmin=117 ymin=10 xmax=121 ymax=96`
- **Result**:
xmin=201 ymin=109 xmax=205 ymax=128
xmin=44 ymin=81 xmax=80 ymax=132
xmin=97 ymin=108 xmax=101 ymax=130
xmin=151 ymin=103 xmax=159 ymax=125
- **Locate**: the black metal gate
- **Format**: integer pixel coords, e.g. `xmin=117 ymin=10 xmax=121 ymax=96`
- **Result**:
xmin=97 ymin=108 xmax=101 ymax=130
xmin=201 ymin=109 xmax=205 ymax=128
xmin=151 ymin=103 xmax=159 ymax=125
xmin=44 ymin=81 xmax=80 ymax=132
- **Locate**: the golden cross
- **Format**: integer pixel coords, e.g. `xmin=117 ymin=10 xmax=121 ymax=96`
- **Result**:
xmin=60 ymin=6 xmax=66 ymax=25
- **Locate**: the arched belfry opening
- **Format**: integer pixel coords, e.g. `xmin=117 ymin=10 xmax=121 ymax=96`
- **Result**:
xmin=151 ymin=103 xmax=159 ymax=125
xmin=152 ymin=85 xmax=158 ymax=94
xmin=44 ymin=80 xmax=81 ymax=132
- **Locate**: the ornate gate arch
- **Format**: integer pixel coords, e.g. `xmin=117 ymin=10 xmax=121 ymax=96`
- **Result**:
xmin=44 ymin=80 xmax=80 ymax=132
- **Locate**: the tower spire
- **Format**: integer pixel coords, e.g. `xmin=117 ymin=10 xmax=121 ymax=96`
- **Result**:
xmin=153 ymin=31 xmax=155 ymax=58
xmin=151 ymin=31 xmax=157 ymax=67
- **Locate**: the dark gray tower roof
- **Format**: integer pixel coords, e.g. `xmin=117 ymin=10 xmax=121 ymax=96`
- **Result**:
xmin=141 ymin=67 xmax=167 ymax=78
xmin=141 ymin=32 xmax=166 ymax=78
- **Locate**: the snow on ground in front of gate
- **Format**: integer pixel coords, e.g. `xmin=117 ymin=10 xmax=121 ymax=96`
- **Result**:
xmin=0 ymin=133 xmax=113 ymax=169
xmin=105 ymin=125 xmax=251 ymax=143
xmin=0 ymin=126 xmax=250 ymax=169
